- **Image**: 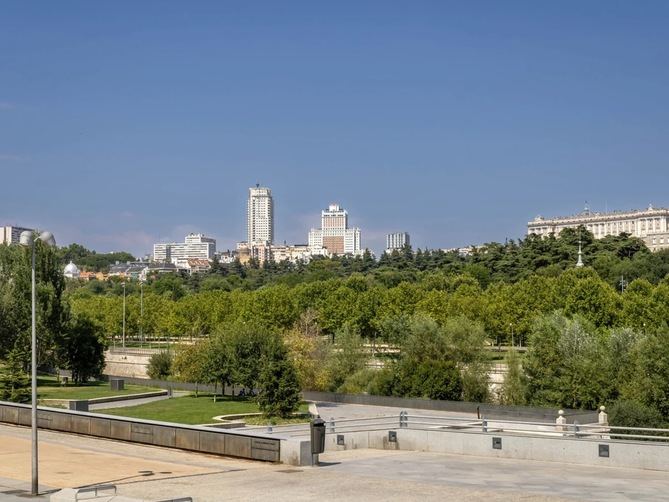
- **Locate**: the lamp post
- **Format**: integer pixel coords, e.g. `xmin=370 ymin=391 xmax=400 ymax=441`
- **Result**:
xmin=509 ymin=323 xmax=515 ymax=348
xmin=19 ymin=230 xmax=56 ymax=496
xmin=140 ymin=280 xmax=144 ymax=346
xmin=122 ymin=281 xmax=126 ymax=349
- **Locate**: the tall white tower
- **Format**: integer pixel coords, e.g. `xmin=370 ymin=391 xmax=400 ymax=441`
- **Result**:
xmin=247 ymin=185 xmax=274 ymax=244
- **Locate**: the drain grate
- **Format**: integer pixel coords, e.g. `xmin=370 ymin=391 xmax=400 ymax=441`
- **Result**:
xmin=1 ymin=490 xmax=27 ymax=495
xmin=276 ymin=469 xmax=303 ymax=474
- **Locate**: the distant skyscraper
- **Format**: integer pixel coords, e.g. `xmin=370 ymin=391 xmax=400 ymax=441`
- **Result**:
xmin=386 ymin=232 xmax=410 ymax=252
xmin=308 ymin=203 xmax=361 ymax=256
xmin=247 ymin=185 xmax=274 ymax=244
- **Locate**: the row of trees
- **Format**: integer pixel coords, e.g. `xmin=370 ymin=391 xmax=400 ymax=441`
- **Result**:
xmin=63 ymin=228 xmax=669 ymax=297
xmin=69 ymin=268 xmax=669 ymax=347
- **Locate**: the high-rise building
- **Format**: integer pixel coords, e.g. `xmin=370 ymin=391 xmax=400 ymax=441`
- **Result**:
xmin=1 ymin=225 xmax=34 ymax=245
xmin=528 ymin=204 xmax=669 ymax=251
xmin=386 ymin=232 xmax=410 ymax=252
xmin=247 ymin=185 xmax=274 ymax=245
xmin=308 ymin=203 xmax=362 ymax=256
xmin=153 ymin=233 xmax=216 ymax=264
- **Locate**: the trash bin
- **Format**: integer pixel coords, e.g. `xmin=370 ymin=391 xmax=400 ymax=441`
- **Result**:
xmin=110 ymin=378 xmax=125 ymax=391
xmin=310 ymin=416 xmax=326 ymax=455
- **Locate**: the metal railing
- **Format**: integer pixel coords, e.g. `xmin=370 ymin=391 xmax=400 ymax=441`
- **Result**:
xmin=250 ymin=412 xmax=669 ymax=444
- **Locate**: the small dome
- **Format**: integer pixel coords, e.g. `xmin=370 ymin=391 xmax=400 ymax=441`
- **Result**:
xmin=64 ymin=261 xmax=80 ymax=278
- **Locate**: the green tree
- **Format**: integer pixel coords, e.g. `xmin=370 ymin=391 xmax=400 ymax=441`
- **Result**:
xmin=0 ymin=349 xmax=31 ymax=403
xmin=147 ymin=350 xmax=173 ymax=380
xmin=55 ymin=315 xmax=106 ymax=384
xmin=256 ymin=336 xmax=301 ymax=418
xmin=327 ymin=324 xmax=366 ymax=391
xmin=498 ymin=348 xmax=526 ymax=405
xmin=172 ymin=341 xmax=209 ymax=396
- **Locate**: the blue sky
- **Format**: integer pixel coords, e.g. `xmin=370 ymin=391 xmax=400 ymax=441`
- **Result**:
xmin=1 ymin=1 xmax=668 ymax=256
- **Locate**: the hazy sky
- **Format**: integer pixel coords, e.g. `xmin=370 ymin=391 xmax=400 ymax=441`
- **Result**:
xmin=1 ymin=1 xmax=668 ymax=256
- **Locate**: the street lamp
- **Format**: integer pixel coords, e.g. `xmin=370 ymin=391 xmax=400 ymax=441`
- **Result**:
xmin=140 ymin=280 xmax=144 ymax=346
xmin=121 ymin=282 xmax=126 ymax=349
xmin=19 ymin=230 xmax=56 ymax=496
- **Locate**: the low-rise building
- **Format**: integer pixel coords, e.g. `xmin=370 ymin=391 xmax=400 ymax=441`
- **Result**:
xmin=108 ymin=261 xmax=150 ymax=280
xmin=153 ymin=233 xmax=216 ymax=264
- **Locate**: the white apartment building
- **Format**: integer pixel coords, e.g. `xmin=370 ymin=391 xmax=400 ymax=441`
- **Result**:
xmin=1 ymin=225 xmax=34 ymax=245
xmin=153 ymin=233 xmax=216 ymax=263
xmin=308 ymin=204 xmax=362 ymax=256
xmin=528 ymin=205 xmax=669 ymax=251
xmin=386 ymin=232 xmax=410 ymax=252
xmin=247 ymin=185 xmax=274 ymax=245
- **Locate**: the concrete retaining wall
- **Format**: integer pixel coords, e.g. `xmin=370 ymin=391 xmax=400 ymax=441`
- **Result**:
xmin=325 ymin=428 xmax=669 ymax=471
xmin=303 ymin=391 xmax=597 ymax=423
xmin=103 ymin=352 xmax=151 ymax=378
xmin=0 ymin=401 xmax=305 ymax=465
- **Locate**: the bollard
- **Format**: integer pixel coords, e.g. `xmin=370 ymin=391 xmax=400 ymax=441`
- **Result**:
xmin=573 ymin=420 xmax=581 ymax=438
xmin=329 ymin=417 xmax=335 ymax=434
xmin=555 ymin=409 xmax=567 ymax=433
xmin=267 ymin=424 xmax=273 ymax=433
xmin=482 ymin=418 xmax=488 ymax=433
xmin=598 ymin=406 xmax=608 ymax=425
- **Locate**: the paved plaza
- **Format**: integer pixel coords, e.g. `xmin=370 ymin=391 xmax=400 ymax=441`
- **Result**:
xmin=1 ymin=424 xmax=668 ymax=501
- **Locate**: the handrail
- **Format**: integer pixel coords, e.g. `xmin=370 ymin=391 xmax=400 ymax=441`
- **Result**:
xmin=254 ymin=412 xmax=669 ymax=443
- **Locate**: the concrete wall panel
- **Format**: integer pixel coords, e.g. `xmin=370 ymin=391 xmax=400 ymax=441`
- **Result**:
xmin=152 ymin=426 xmax=176 ymax=448
xmin=199 ymin=431 xmax=225 ymax=455
xmin=18 ymin=408 xmax=31 ymax=426
xmin=225 ymin=434 xmax=252 ymax=458
xmin=46 ymin=412 xmax=72 ymax=432
xmin=70 ymin=416 xmax=91 ymax=435
xmin=130 ymin=423 xmax=153 ymax=444
xmin=90 ymin=418 xmax=111 ymax=437
xmin=110 ymin=420 xmax=131 ymax=441
xmin=1 ymin=405 xmax=18 ymax=424
xmin=175 ymin=429 xmax=200 ymax=451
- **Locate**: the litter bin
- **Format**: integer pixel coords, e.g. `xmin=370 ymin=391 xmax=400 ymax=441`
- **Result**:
xmin=310 ymin=416 xmax=326 ymax=455
xmin=110 ymin=378 xmax=125 ymax=391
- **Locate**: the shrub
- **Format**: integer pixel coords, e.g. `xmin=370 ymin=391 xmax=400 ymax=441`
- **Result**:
xmin=147 ymin=350 xmax=173 ymax=380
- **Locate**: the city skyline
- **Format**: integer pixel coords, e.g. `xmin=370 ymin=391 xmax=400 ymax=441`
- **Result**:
xmin=2 ymin=2 xmax=668 ymax=256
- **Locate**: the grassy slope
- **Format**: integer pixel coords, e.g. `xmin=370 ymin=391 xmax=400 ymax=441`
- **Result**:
xmin=37 ymin=375 xmax=158 ymax=400
xmin=99 ymin=394 xmax=308 ymax=425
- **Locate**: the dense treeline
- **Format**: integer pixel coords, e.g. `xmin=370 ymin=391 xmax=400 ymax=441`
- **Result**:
xmin=57 ymin=243 xmax=135 ymax=272
xmin=69 ymin=267 xmax=669 ymax=346
xmin=66 ymin=228 xmax=669 ymax=297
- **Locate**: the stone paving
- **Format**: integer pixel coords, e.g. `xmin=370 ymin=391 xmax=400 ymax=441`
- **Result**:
xmin=1 ymin=424 xmax=668 ymax=501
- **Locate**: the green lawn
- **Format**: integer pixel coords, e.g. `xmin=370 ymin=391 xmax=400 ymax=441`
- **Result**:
xmin=37 ymin=375 xmax=159 ymax=401
xmin=98 ymin=393 xmax=308 ymax=425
